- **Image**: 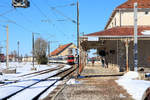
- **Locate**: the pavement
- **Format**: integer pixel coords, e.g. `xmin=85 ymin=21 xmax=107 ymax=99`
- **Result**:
xmin=53 ymin=64 xmax=134 ymax=100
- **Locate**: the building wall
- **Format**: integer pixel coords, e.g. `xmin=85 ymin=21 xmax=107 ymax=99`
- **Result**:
xmin=57 ymin=44 xmax=77 ymax=57
xmin=129 ymin=40 xmax=150 ymax=68
xmin=22 ymin=57 xmax=35 ymax=62
xmin=107 ymin=11 xmax=150 ymax=29
xmin=104 ymin=40 xmax=118 ymax=65
xmin=103 ymin=40 xmax=150 ymax=70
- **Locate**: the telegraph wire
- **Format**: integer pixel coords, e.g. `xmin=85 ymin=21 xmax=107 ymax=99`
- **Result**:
xmin=48 ymin=2 xmax=77 ymax=41
xmin=50 ymin=8 xmax=77 ymax=42
xmin=50 ymin=7 xmax=77 ymax=24
xmin=41 ymin=0 xmax=70 ymax=39
xmin=0 ymin=15 xmax=32 ymax=32
xmin=14 ymin=8 xmax=42 ymax=31
xmin=51 ymin=3 xmax=76 ymax=8
xmin=30 ymin=0 xmax=52 ymax=23
xmin=0 ymin=9 xmax=15 ymax=17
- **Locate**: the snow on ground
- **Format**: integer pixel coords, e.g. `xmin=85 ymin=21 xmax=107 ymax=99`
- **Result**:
xmin=0 ymin=62 xmax=72 ymax=99
xmin=39 ymin=78 xmax=61 ymax=100
xmin=116 ymin=71 xmax=150 ymax=100
xmin=67 ymin=78 xmax=80 ymax=84
xmin=0 ymin=62 xmax=61 ymax=81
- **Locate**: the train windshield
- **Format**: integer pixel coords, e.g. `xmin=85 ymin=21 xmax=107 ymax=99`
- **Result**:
xmin=68 ymin=56 xmax=74 ymax=60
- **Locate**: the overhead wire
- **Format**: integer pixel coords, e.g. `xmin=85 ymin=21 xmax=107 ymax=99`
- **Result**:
xmin=50 ymin=2 xmax=77 ymax=24
xmin=47 ymin=2 xmax=76 ymax=35
xmin=51 ymin=3 xmax=76 ymax=8
xmin=0 ymin=14 xmax=32 ymax=32
xmin=30 ymin=0 xmax=52 ymax=23
xmin=14 ymin=8 xmax=42 ymax=31
xmin=40 ymin=0 xmax=71 ymax=41
xmin=49 ymin=5 xmax=76 ymax=42
xmin=0 ymin=9 xmax=15 ymax=16
xmin=50 ymin=7 xmax=77 ymax=24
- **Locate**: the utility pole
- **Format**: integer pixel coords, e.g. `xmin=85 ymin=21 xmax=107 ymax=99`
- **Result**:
xmin=48 ymin=41 xmax=50 ymax=57
xmin=134 ymin=2 xmax=138 ymax=71
xmin=6 ymin=25 xmax=9 ymax=69
xmin=32 ymin=32 xmax=35 ymax=69
xmin=77 ymin=0 xmax=80 ymax=75
xmin=17 ymin=41 xmax=19 ymax=62
xmin=0 ymin=46 xmax=2 ymax=66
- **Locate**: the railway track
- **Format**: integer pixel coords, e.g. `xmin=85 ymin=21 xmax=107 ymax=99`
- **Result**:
xmin=0 ymin=65 xmax=64 ymax=86
xmin=0 ymin=64 xmax=77 ymax=100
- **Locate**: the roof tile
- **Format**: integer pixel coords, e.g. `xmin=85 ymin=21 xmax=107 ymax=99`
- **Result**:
xmin=50 ymin=43 xmax=72 ymax=56
xmin=86 ymin=26 xmax=150 ymax=36
xmin=117 ymin=0 xmax=150 ymax=9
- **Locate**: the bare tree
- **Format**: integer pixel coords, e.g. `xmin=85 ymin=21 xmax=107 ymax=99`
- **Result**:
xmin=34 ymin=37 xmax=48 ymax=64
xmin=10 ymin=50 xmax=17 ymax=61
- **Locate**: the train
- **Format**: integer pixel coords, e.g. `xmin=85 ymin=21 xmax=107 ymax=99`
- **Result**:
xmin=48 ymin=55 xmax=76 ymax=65
xmin=67 ymin=55 xmax=75 ymax=65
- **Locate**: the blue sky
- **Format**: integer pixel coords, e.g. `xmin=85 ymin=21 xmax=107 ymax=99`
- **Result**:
xmin=0 ymin=0 xmax=126 ymax=56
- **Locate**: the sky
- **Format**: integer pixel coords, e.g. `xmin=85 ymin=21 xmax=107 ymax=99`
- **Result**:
xmin=0 ymin=0 xmax=127 ymax=56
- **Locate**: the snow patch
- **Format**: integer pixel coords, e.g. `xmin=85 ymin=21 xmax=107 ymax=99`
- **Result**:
xmin=116 ymin=71 xmax=150 ymax=100
xmin=120 ymin=71 xmax=139 ymax=80
xmin=67 ymin=79 xmax=80 ymax=84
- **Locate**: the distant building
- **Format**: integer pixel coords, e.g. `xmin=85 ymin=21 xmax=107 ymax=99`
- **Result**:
xmin=22 ymin=56 xmax=36 ymax=62
xmin=49 ymin=43 xmax=77 ymax=58
xmin=9 ymin=54 xmax=16 ymax=62
xmin=0 ymin=54 xmax=5 ymax=62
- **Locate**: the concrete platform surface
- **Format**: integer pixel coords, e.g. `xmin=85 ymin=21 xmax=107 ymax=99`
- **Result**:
xmin=53 ymin=64 xmax=133 ymax=100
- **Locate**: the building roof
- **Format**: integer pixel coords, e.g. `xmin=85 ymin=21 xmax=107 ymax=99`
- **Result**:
xmin=85 ymin=26 xmax=150 ymax=37
xmin=117 ymin=0 xmax=150 ymax=9
xmin=105 ymin=0 xmax=150 ymax=29
xmin=50 ymin=43 xmax=73 ymax=56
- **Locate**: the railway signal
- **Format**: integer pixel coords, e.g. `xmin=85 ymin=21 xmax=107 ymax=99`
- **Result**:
xmin=12 ymin=0 xmax=30 ymax=8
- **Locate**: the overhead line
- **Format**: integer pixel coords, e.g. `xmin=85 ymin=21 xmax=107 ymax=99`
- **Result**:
xmin=51 ymin=7 xmax=76 ymax=24
xmin=30 ymin=0 xmax=52 ymax=23
xmin=14 ymin=9 xmax=41 ymax=31
xmin=50 ymin=9 xmax=77 ymax=41
xmin=41 ymin=0 xmax=69 ymax=39
xmin=0 ymin=15 xmax=32 ymax=32
xmin=51 ymin=3 xmax=76 ymax=8
xmin=0 ymin=9 xmax=15 ymax=16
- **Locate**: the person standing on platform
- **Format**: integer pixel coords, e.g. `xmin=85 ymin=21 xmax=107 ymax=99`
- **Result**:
xmin=92 ymin=58 xmax=95 ymax=66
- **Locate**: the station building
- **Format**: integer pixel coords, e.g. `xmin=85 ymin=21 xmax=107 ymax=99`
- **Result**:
xmin=79 ymin=0 xmax=150 ymax=73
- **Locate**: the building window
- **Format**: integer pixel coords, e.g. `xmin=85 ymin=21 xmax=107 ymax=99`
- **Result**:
xmin=145 ymin=11 xmax=149 ymax=15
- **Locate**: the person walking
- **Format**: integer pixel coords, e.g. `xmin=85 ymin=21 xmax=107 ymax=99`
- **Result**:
xmin=101 ymin=58 xmax=105 ymax=68
xmin=105 ymin=57 xmax=108 ymax=68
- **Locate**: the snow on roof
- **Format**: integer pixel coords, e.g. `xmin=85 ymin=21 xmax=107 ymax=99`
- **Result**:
xmin=141 ymin=30 xmax=150 ymax=35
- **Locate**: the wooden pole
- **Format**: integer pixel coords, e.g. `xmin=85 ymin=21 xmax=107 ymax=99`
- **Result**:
xmin=6 ymin=25 xmax=9 ymax=69
xmin=32 ymin=32 xmax=35 ymax=69
xmin=125 ymin=39 xmax=129 ymax=72
xmin=77 ymin=0 xmax=80 ymax=75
